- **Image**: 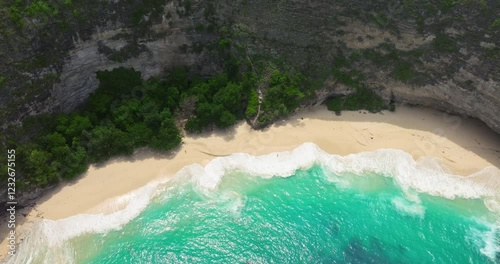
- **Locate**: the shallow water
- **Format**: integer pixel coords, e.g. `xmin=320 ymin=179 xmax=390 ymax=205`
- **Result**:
xmin=72 ymin=166 xmax=498 ymax=263
xmin=6 ymin=144 xmax=500 ymax=264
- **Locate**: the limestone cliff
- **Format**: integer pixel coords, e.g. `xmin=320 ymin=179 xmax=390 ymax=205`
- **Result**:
xmin=0 ymin=0 xmax=499 ymax=133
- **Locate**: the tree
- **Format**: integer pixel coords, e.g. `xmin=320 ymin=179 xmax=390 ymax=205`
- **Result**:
xmin=245 ymin=89 xmax=259 ymax=119
xmin=194 ymin=102 xmax=217 ymax=128
xmin=96 ymin=67 xmax=142 ymax=97
xmin=86 ymin=92 xmax=113 ymax=120
xmin=56 ymin=114 xmax=92 ymax=140
xmin=126 ymin=122 xmax=153 ymax=148
xmin=166 ymin=67 xmax=189 ymax=91
xmin=150 ymin=110 xmax=182 ymax=151
xmin=111 ymin=98 xmax=140 ymax=129
xmin=185 ymin=116 xmax=204 ymax=133
xmin=217 ymin=110 xmax=237 ymax=128
xmin=27 ymin=150 xmax=58 ymax=186
xmin=63 ymin=144 xmax=88 ymax=180
xmin=41 ymin=132 xmax=70 ymax=163
xmin=85 ymin=125 xmax=132 ymax=163
xmin=164 ymin=85 xmax=180 ymax=111
xmin=58 ymin=138 xmax=88 ymax=180
xmin=214 ymin=82 xmax=243 ymax=115
xmin=141 ymin=80 xmax=180 ymax=111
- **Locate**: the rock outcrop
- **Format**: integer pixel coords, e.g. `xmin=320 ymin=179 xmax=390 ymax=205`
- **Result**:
xmin=0 ymin=0 xmax=499 ymax=133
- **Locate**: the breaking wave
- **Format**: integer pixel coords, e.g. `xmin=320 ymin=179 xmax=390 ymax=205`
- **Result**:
xmin=5 ymin=143 xmax=500 ymax=264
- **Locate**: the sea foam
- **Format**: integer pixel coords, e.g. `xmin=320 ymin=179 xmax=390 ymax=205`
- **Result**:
xmin=6 ymin=143 xmax=500 ymax=264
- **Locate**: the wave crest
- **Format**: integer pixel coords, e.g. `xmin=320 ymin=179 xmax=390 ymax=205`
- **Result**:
xmin=6 ymin=143 xmax=499 ymax=263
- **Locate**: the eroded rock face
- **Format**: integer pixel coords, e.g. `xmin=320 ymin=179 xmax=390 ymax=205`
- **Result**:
xmin=1 ymin=0 xmax=499 ymax=133
xmin=382 ymin=68 xmax=499 ymax=133
xmin=51 ymin=28 xmax=209 ymax=113
xmin=44 ymin=2 xmax=219 ymax=114
xmin=213 ymin=0 xmax=500 ymax=133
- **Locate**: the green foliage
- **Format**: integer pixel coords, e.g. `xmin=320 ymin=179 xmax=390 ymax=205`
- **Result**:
xmin=484 ymin=46 xmax=500 ymax=59
xmin=214 ymin=82 xmax=244 ymax=114
xmin=183 ymin=0 xmax=192 ymax=16
xmin=343 ymin=87 xmax=387 ymax=112
xmin=416 ymin=15 xmax=425 ymax=34
xmin=62 ymin=143 xmax=87 ymax=179
xmin=374 ymin=12 xmax=390 ymax=28
xmin=55 ymin=114 xmax=92 ymax=140
xmin=95 ymin=67 xmax=142 ymax=98
xmin=184 ymin=73 xmax=247 ymax=133
xmin=86 ymin=93 xmax=113 ymax=120
xmin=84 ymin=69 xmax=183 ymax=159
xmin=332 ymin=55 xmax=363 ymax=88
xmin=26 ymin=1 xmax=59 ymax=17
xmin=7 ymin=67 xmax=184 ymax=190
xmin=85 ymin=124 xmax=131 ymax=163
xmin=267 ymin=70 xmax=305 ymax=111
xmin=224 ymin=58 xmax=242 ymax=81
xmin=0 ymin=76 xmax=7 ymax=89
xmin=394 ymin=62 xmax=415 ymax=81
xmin=255 ymin=69 xmax=305 ymax=127
xmin=440 ymin=0 xmax=456 ymax=13
xmin=26 ymin=149 xmax=58 ymax=186
xmin=327 ymin=55 xmax=391 ymax=114
xmin=184 ymin=117 xmax=204 ymax=133
xmin=326 ymin=87 xmax=388 ymax=114
xmin=490 ymin=18 xmax=500 ymax=30
xmin=362 ymin=45 xmax=422 ymax=83
xmin=150 ymin=111 xmax=181 ymax=151
xmin=218 ymin=111 xmax=237 ymax=128
xmin=245 ymin=89 xmax=259 ymax=119
xmin=326 ymin=97 xmax=343 ymax=114
xmin=8 ymin=0 xmax=27 ymax=27
xmin=166 ymin=67 xmax=189 ymax=91
xmin=7 ymin=0 xmax=60 ymax=28
xmin=432 ymin=34 xmax=458 ymax=53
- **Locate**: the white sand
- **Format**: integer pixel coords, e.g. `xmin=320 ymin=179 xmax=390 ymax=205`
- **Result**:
xmin=1 ymin=105 xmax=499 ymax=259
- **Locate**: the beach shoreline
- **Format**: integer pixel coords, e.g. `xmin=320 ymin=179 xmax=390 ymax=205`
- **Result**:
xmin=1 ymin=105 xmax=499 ymax=261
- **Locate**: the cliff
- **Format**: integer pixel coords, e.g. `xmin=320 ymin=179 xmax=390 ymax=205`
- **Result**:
xmin=0 ymin=0 xmax=499 ymax=133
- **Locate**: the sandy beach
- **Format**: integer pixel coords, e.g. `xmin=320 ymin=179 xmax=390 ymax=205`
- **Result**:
xmin=1 ymin=105 xmax=500 ymax=260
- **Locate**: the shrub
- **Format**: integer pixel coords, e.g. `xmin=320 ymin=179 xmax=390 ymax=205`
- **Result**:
xmin=432 ymin=34 xmax=458 ymax=53
xmin=245 ymin=89 xmax=259 ymax=119
xmin=326 ymin=97 xmax=343 ymax=114
xmin=394 ymin=62 xmax=415 ymax=81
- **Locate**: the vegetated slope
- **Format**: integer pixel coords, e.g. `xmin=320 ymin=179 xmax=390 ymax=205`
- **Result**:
xmin=0 ymin=0 xmax=499 ymax=133
xmin=0 ymin=0 xmax=499 ymax=207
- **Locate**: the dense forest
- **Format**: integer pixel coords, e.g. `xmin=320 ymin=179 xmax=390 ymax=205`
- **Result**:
xmin=0 ymin=58 xmax=338 ymax=191
xmin=0 ymin=52 xmax=392 ymax=191
xmin=0 ymin=0 xmax=402 ymax=195
xmin=1 ymin=0 xmax=498 ymax=202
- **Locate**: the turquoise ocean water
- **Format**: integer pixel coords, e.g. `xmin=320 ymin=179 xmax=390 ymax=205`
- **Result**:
xmin=7 ymin=144 xmax=500 ymax=263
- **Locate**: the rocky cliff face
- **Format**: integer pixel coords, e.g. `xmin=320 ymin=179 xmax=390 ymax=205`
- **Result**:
xmin=215 ymin=0 xmax=500 ymax=132
xmin=0 ymin=0 xmax=219 ymax=126
xmin=50 ymin=14 xmax=215 ymax=113
xmin=1 ymin=0 xmax=499 ymax=133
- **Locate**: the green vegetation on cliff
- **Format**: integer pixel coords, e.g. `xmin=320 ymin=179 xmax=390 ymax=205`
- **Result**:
xmin=250 ymin=69 xmax=305 ymax=127
xmin=1 ymin=32 xmax=405 ymax=192
xmin=1 ymin=68 xmax=182 ymax=188
xmin=0 ymin=63 xmax=311 ymax=190
xmin=4 ymin=0 xmax=498 ymax=198
xmin=184 ymin=72 xmax=251 ymax=133
xmin=326 ymin=55 xmax=391 ymax=114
